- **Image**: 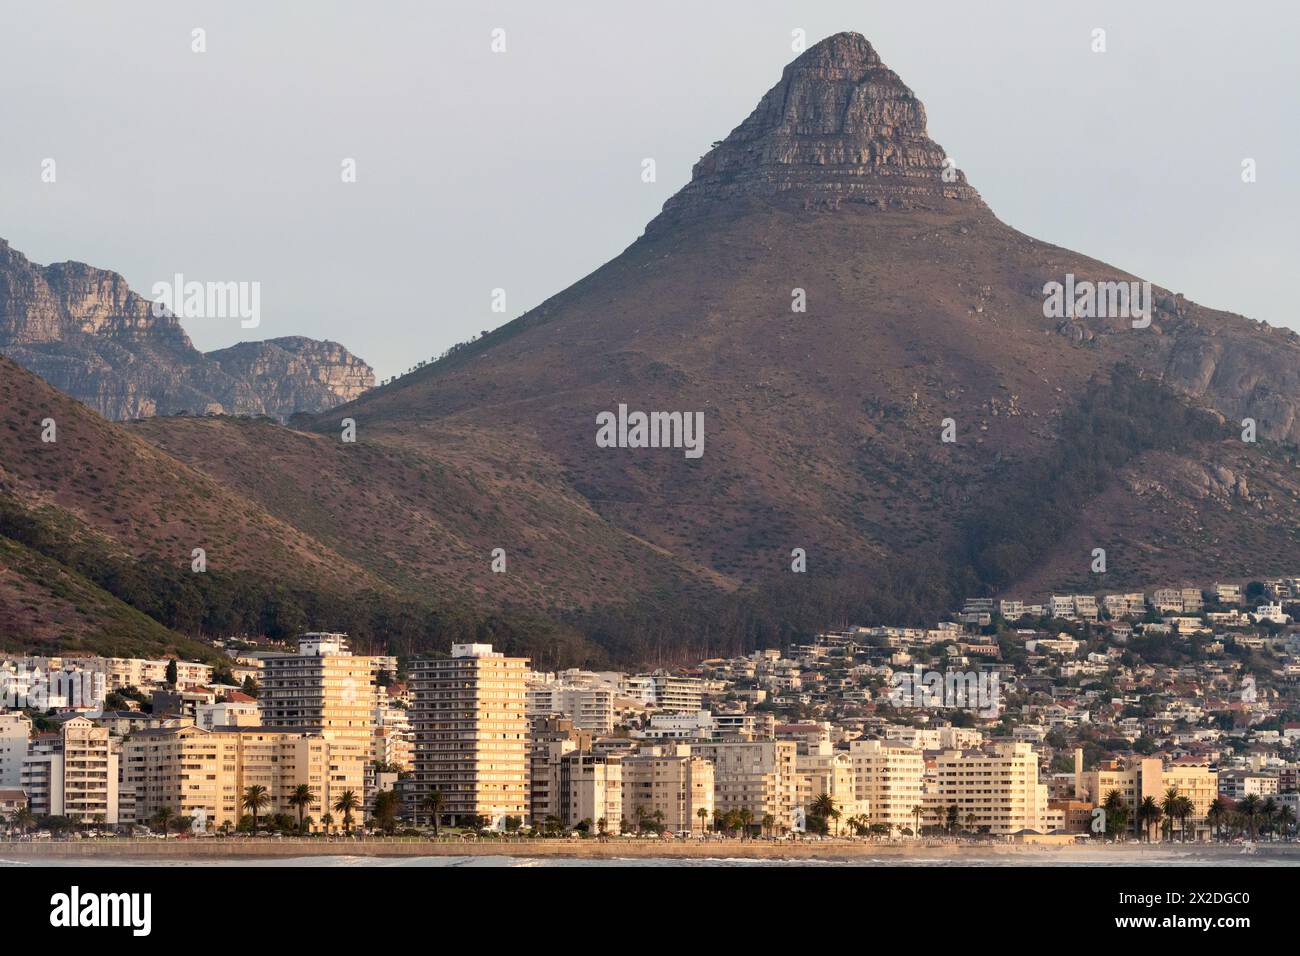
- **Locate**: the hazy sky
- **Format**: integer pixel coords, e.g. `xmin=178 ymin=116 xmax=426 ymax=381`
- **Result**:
xmin=3 ymin=1 xmax=1297 ymax=381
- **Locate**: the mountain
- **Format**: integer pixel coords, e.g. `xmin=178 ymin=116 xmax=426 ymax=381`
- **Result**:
xmin=0 ymin=238 xmax=374 ymax=420
xmin=281 ymin=32 xmax=1299 ymax=598
xmin=5 ymin=32 xmax=1300 ymax=664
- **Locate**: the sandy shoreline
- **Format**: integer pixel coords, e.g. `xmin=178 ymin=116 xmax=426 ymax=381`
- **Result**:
xmin=4 ymin=839 xmax=1297 ymax=863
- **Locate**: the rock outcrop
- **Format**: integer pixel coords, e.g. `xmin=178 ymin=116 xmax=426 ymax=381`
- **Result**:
xmin=208 ymin=337 xmax=373 ymax=420
xmin=651 ymin=32 xmax=981 ymax=231
xmin=0 ymin=238 xmax=373 ymax=420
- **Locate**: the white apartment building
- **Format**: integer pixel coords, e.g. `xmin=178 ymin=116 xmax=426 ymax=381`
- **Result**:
xmin=20 ymin=717 xmax=118 ymax=824
xmin=526 ymin=673 xmax=616 ymax=735
xmin=849 ymin=739 xmax=925 ymax=835
xmin=373 ymin=690 xmax=413 ymax=770
xmin=621 ymin=745 xmax=714 ymax=834
xmin=0 ymin=711 xmax=32 ymax=787
xmin=195 ymin=697 xmax=261 ymax=731
xmin=259 ymin=634 xmax=379 ymax=749
xmin=882 ymin=725 xmax=983 ymax=751
xmin=559 ymin=751 xmax=622 ymax=833
xmin=637 ymin=710 xmax=716 ymax=740
xmin=1072 ymin=595 xmax=1099 ymax=621
xmin=1214 ymin=583 xmax=1242 ymax=605
xmin=1252 ymin=603 xmax=1291 ymax=625
xmin=619 ymin=676 xmax=657 ymax=706
xmin=1049 ymin=596 xmax=1077 ymax=620
xmin=12 ymin=656 xmax=213 ymax=692
xmin=999 ymin=600 xmax=1026 ymax=620
xmin=693 ymin=740 xmax=799 ymax=833
xmin=1218 ymin=770 xmax=1279 ymax=800
xmin=930 ymin=743 xmax=1049 ymax=835
xmin=647 ymin=674 xmax=706 ymax=713
xmin=1152 ymin=589 xmax=1185 ymax=613
xmin=1104 ymin=593 xmax=1147 ymax=618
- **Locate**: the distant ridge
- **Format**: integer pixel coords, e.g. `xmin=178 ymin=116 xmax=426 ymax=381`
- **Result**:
xmin=0 ymin=237 xmax=373 ymax=421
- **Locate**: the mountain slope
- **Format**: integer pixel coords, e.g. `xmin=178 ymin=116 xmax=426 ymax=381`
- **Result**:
xmin=0 ymin=353 xmax=389 ymax=654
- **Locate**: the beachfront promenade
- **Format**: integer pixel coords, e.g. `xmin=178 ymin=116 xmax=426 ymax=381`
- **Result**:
xmin=5 ymin=837 xmax=1296 ymax=862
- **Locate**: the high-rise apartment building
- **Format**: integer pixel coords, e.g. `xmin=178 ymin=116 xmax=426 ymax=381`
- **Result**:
xmin=529 ymin=716 xmax=591 ymax=826
xmin=260 ymin=633 xmax=378 ymax=748
xmin=621 ymin=744 xmax=715 ymax=834
xmin=930 ymin=742 xmax=1049 ymax=835
xmin=0 ymin=711 xmax=31 ymax=788
xmin=849 ymin=739 xmax=925 ymax=834
xmin=648 ymin=674 xmax=706 ymax=713
xmin=796 ymin=747 xmax=867 ymax=824
xmin=559 ymin=751 xmax=622 ymax=834
xmin=526 ymin=673 xmax=616 ymax=735
xmin=409 ymin=643 xmax=529 ymax=828
xmin=693 ymin=739 xmax=798 ymax=834
xmin=20 ymin=716 xmax=118 ymax=824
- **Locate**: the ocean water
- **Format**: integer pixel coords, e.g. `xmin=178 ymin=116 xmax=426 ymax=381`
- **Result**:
xmin=4 ymin=847 xmax=1298 ymax=867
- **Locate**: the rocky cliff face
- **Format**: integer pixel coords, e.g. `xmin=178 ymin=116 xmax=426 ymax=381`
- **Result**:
xmin=0 ymin=238 xmax=373 ymax=420
xmin=208 ymin=337 xmax=374 ymax=419
xmin=652 ymin=32 xmax=980 ymax=231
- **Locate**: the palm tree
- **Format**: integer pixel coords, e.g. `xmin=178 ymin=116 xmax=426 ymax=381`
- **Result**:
xmin=1160 ymin=787 xmax=1181 ymax=843
xmin=965 ymin=811 xmax=978 ymax=834
xmin=761 ymin=813 xmax=776 ymax=838
xmin=1136 ymin=797 xmax=1158 ymax=842
xmin=945 ymin=803 xmax=959 ymax=835
xmin=696 ymin=806 xmax=708 ymax=835
xmin=911 ymin=804 xmax=924 ymax=838
xmin=1175 ymin=795 xmax=1194 ymax=842
xmin=421 ymin=789 xmax=445 ymax=837
xmin=1277 ymin=804 xmax=1296 ymax=842
xmin=737 ymin=807 xmax=754 ymax=840
xmin=12 ymin=806 xmax=36 ymax=835
xmin=810 ymin=793 xmax=838 ymax=834
xmin=150 ymin=805 xmax=174 ymax=837
xmin=333 ymin=789 xmax=361 ymax=834
xmin=1240 ymin=795 xmax=1262 ymax=840
xmin=1261 ymin=797 xmax=1279 ymax=841
xmin=1207 ymin=798 xmax=1227 ymax=842
xmin=241 ymin=785 xmax=270 ymax=833
xmin=320 ymin=812 xmax=334 ymax=835
xmin=372 ymin=790 xmax=401 ymax=834
xmin=1228 ymin=811 xmax=1247 ymax=841
xmin=287 ymin=784 xmax=317 ymax=833
xmin=1103 ymin=790 xmax=1128 ymax=840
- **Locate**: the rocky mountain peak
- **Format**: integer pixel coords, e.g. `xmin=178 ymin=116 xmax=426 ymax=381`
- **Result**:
xmin=653 ymin=32 xmax=979 ymax=228
xmin=0 ymin=237 xmax=373 ymax=420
